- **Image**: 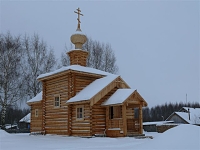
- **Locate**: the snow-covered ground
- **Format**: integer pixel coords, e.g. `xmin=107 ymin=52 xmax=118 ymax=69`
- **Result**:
xmin=0 ymin=124 xmax=199 ymax=150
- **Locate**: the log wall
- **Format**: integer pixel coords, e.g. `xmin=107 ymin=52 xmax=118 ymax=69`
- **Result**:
xmin=44 ymin=74 xmax=68 ymax=135
xmin=30 ymin=102 xmax=43 ymax=132
xmin=42 ymin=71 xmax=101 ymax=135
xmin=74 ymin=73 xmax=100 ymax=94
xmin=71 ymin=103 xmax=92 ymax=136
xmin=92 ymin=87 xmax=118 ymax=135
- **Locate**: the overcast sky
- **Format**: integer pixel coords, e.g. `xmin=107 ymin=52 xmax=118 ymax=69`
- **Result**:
xmin=1 ymin=1 xmax=199 ymax=108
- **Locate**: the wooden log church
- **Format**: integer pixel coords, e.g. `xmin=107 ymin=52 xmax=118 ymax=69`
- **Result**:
xmin=27 ymin=8 xmax=147 ymax=137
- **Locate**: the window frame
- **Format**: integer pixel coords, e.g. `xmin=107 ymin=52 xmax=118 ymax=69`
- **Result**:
xmin=76 ymin=105 xmax=84 ymax=121
xmin=109 ymin=106 xmax=122 ymax=119
xmin=54 ymin=95 xmax=60 ymax=108
xmin=35 ymin=109 xmax=38 ymax=117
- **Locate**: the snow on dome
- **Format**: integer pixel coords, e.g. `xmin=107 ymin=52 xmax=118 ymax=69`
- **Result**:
xmin=102 ymin=89 xmax=135 ymax=106
xmin=37 ymin=65 xmax=113 ymax=80
xmin=71 ymin=30 xmax=86 ymax=36
xmin=19 ymin=113 xmax=31 ymax=123
xmin=67 ymin=75 xmax=119 ymax=103
xmin=27 ymin=92 xmax=42 ymax=103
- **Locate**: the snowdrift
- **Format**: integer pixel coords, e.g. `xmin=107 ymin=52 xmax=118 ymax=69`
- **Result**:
xmin=137 ymin=124 xmax=200 ymax=150
xmin=0 ymin=129 xmax=10 ymax=138
xmin=0 ymin=124 xmax=199 ymax=150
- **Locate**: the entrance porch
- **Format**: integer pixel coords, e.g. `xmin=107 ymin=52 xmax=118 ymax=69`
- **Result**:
xmin=102 ymin=89 xmax=147 ymax=137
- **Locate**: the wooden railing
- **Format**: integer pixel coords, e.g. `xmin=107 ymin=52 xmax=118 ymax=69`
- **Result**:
xmin=108 ymin=118 xmax=123 ymax=129
xmin=108 ymin=118 xmax=140 ymax=133
xmin=127 ymin=119 xmax=140 ymax=132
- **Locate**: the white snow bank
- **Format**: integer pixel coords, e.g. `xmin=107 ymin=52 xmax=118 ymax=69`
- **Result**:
xmin=0 ymin=129 xmax=10 ymax=138
xmin=136 ymin=124 xmax=200 ymax=150
xmin=0 ymin=124 xmax=199 ymax=150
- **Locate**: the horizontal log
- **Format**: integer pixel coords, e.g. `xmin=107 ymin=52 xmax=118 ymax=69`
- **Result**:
xmin=72 ymin=123 xmax=91 ymax=127
xmin=71 ymin=133 xmax=91 ymax=137
xmin=92 ymin=115 xmax=105 ymax=119
xmin=31 ymin=127 xmax=42 ymax=130
xmin=45 ymin=75 xmax=68 ymax=84
xmin=71 ymin=130 xmax=90 ymax=133
xmin=45 ymin=123 xmax=67 ymax=127
xmin=45 ymin=130 xmax=68 ymax=133
xmin=45 ymin=118 xmax=68 ymax=122
xmin=71 ymin=127 xmax=90 ymax=130
xmin=45 ymin=126 xmax=68 ymax=129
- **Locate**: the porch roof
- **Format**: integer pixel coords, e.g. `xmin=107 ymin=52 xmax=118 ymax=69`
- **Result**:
xmin=101 ymin=89 xmax=136 ymax=106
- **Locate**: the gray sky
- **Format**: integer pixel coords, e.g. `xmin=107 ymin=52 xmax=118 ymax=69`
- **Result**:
xmin=1 ymin=1 xmax=199 ymax=108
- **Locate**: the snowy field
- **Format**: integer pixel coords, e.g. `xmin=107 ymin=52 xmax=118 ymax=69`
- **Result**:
xmin=0 ymin=124 xmax=199 ymax=150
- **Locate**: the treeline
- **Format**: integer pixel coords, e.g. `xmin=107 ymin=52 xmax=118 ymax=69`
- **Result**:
xmin=142 ymin=102 xmax=200 ymax=122
xmin=0 ymin=106 xmax=29 ymax=126
xmin=0 ymin=32 xmax=118 ymax=126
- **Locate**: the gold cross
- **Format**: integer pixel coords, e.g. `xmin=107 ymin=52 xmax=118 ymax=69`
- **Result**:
xmin=74 ymin=8 xmax=83 ymax=31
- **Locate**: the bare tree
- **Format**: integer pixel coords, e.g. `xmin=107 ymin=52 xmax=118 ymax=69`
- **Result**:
xmin=61 ymin=37 xmax=118 ymax=74
xmin=84 ymin=37 xmax=118 ymax=74
xmin=0 ymin=33 xmax=23 ymax=127
xmin=22 ymin=34 xmax=57 ymax=99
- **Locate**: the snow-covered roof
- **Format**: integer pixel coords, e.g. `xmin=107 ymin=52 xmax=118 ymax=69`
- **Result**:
xmin=102 ymin=89 xmax=135 ymax=106
xmin=143 ymin=121 xmax=174 ymax=126
xmin=5 ymin=124 xmax=17 ymax=129
xmin=181 ymin=107 xmax=200 ymax=113
xmin=27 ymin=92 xmax=42 ymax=103
xmin=19 ymin=113 xmax=31 ymax=123
xmin=166 ymin=107 xmax=200 ymax=125
xmin=67 ymin=75 xmax=119 ymax=103
xmin=175 ymin=111 xmax=200 ymax=125
xmin=37 ymin=65 xmax=112 ymax=80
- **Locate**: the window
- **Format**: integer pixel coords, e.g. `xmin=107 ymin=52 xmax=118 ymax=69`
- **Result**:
xmin=35 ymin=109 xmax=38 ymax=117
xmin=76 ymin=106 xmax=84 ymax=120
xmin=109 ymin=106 xmax=122 ymax=119
xmin=54 ymin=96 xmax=60 ymax=107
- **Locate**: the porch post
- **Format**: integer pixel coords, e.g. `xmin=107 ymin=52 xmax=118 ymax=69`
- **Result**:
xmin=122 ymin=104 xmax=127 ymax=136
xmin=106 ymin=107 xmax=109 ymax=132
xmin=68 ymin=104 xmax=72 ymax=135
xmin=139 ymin=104 xmax=143 ymax=134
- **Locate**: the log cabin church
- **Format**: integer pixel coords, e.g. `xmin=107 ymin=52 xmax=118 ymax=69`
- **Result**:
xmin=27 ymin=8 xmax=147 ymax=137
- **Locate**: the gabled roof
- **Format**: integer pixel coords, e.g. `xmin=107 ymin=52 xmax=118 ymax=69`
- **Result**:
xmin=67 ymin=75 xmax=119 ymax=103
xmin=102 ymin=89 xmax=135 ymax=106
xmin=19 ymin=113 xmax=31 ymax=123
xmin=37 ymin=65 xmax=113 ymax=80
xmin=27 ymin=92 xmax=42 ymax=104
xmin=102 ymin=89 xmax=147 ymax=106
xmin=166 ymin=107 xmax=200 ymax=125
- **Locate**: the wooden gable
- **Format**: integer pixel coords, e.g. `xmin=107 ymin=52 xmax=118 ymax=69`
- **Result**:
xmin=124 ymin=90 xmax=147 ymax=107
